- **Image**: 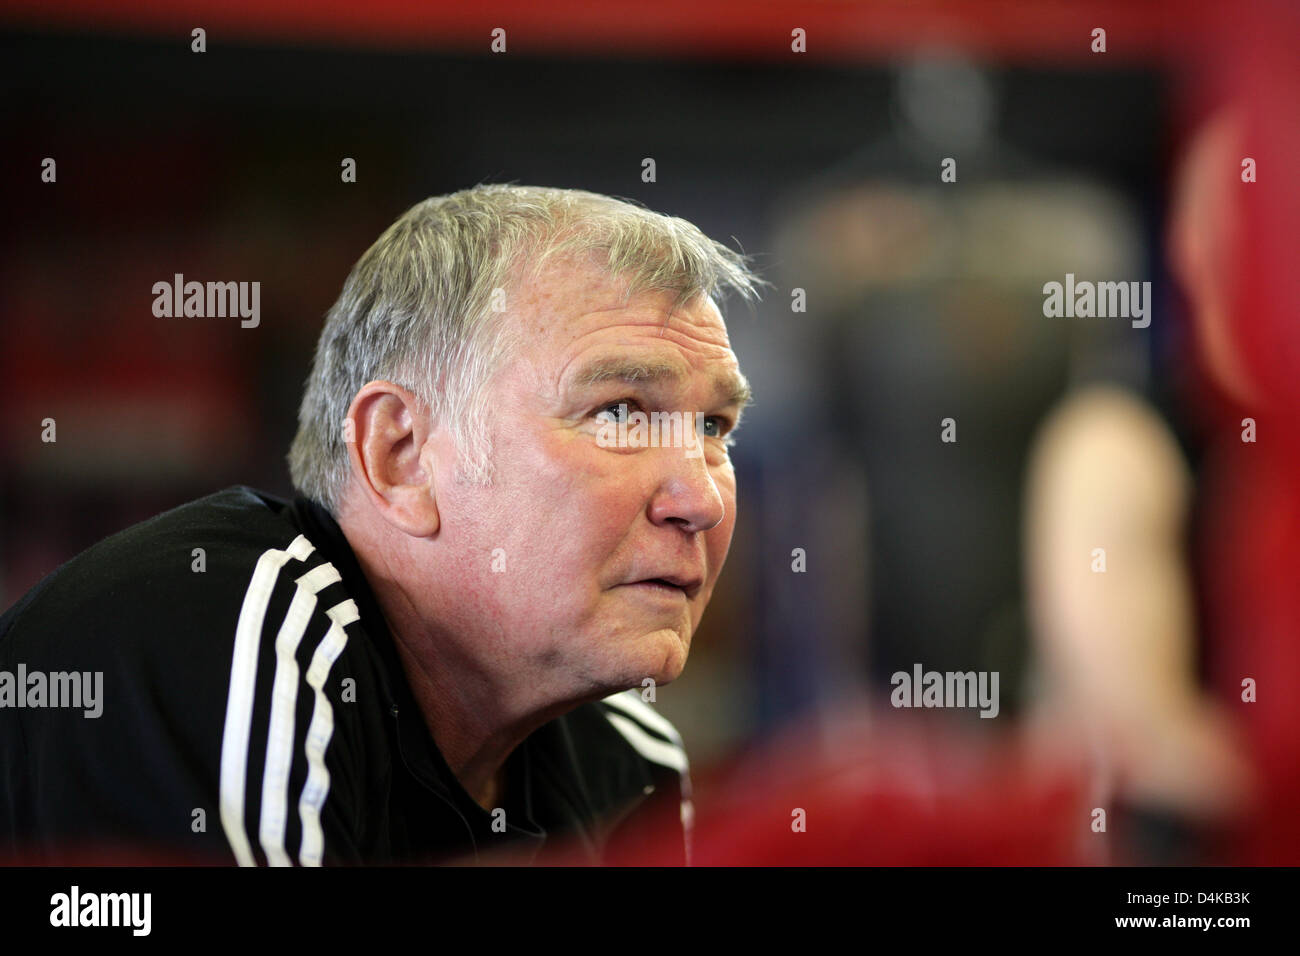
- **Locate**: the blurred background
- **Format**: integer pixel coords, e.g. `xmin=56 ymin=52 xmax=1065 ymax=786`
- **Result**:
xmin=2 ymin=0 xmax=1297 ymax=864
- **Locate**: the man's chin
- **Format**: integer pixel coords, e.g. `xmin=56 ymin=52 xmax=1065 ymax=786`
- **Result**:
xmin=622 ymin=626 xmax=690 ymax=688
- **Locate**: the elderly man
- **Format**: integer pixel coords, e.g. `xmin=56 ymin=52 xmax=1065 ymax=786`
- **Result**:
xmin=0 ymin=184 xmax=762 ymax=865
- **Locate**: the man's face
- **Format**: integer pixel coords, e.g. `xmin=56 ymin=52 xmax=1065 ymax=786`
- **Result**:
xmin=428 ymin=261 xmax=747 ymax=704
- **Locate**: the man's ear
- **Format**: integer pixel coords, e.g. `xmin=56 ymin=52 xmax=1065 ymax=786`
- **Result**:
xmin=344 ymin=381 xmax=440 ymax=537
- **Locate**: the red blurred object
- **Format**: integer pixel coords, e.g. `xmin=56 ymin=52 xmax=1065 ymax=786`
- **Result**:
xmin=541 ymin=713 xmax=1091 ymax=867
xmin=1180 ymin=1 xmax=1300 ymax=866
xmin=0 ymin=0 xmax=1204 ymax=63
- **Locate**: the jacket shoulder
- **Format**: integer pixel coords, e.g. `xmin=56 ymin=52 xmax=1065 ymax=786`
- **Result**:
xmin=0 ymin=486 xmax=381 ymax=864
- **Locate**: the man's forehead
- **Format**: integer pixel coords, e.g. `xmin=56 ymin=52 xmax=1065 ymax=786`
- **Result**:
xmin=508 ymin=262 xmax=741 ymax=399
xmin=515 ymin=259 xmax=632 ymax=325
xmin=516 ymin=259 xmax=726 ymax=335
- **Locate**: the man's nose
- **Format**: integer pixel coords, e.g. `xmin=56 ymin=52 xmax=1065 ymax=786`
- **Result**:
xmin=645 ymin=448 xmax=727 ymax=533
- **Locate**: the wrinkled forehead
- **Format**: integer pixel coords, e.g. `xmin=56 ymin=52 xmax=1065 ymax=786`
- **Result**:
xmin=493 ymin=264 xmax=739 ymax=408
xmin=513 ymin=258 xmax=730 ymax=346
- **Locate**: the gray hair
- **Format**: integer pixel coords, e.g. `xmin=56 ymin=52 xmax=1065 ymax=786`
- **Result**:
xmin=287 ymin=183 xmax=765 ymax=515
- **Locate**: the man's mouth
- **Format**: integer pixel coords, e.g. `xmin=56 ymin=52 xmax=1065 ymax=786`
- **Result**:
xmin=623 ymin=574 xmax=703 ymax=600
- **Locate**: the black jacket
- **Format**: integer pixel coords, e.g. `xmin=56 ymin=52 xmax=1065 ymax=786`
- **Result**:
xmin=0 ymin=486 xmax=692 ymax=865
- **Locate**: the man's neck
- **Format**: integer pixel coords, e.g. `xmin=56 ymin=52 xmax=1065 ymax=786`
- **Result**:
xmin=337 ymin=503 xmax=579 ymax=811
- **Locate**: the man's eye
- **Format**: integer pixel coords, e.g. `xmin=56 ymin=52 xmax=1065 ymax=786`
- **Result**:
xmin=593 ymin=404 xmax=737 ymax=447
xmin=594 ymin=401 xmax=635 ymax=424
xmin=701 ymin=416 xmax=738 ymax=445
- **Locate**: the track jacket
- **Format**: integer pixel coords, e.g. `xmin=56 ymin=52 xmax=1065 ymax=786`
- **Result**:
xmin=0 ymin=486 xmax=692 ymax=865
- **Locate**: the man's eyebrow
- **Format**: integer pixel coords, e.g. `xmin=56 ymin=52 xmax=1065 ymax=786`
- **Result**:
xmin=569 ymin=357 xmax=753 ymax=412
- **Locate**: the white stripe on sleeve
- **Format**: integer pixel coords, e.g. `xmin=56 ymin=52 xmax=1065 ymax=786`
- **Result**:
xmin=258 ymin=562 xmax=343 ymax=866
xmin=603 ymin=711 xmax=688 ymax=774
xmin=297 ymin=598 xmax=358 ymax=867
xmin=220 ymin=534 xmax=315 ymax=867
xmin=601 ymin=689 xmax=684 ymax=745
xmin=601 ymin=690 xmax=695 ymax=864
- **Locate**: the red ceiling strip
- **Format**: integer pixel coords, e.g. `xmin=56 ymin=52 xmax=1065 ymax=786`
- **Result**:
xmin=0 ymin=0 xmax=1214 ymax=63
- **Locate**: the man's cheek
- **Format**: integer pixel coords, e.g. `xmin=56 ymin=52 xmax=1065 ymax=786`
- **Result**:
xmin=710 ymin=512 xmax=738 ymax=561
